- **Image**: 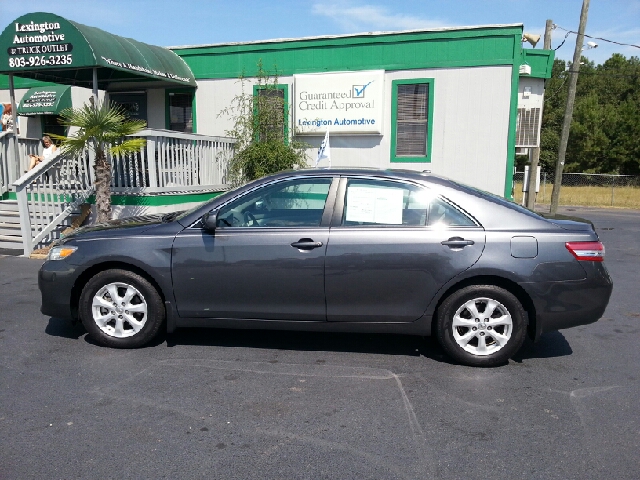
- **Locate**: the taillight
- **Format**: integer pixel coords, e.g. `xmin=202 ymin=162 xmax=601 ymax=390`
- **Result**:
xmin=565 ymin=241 xmax=605 ymax=261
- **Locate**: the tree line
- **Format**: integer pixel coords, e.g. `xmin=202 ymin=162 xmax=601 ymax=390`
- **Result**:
xmin=537 ymin=53 xmax=640 ymax=175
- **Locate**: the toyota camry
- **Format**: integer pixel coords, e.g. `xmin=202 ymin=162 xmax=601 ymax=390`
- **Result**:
xmin=39 ymin=169 xmax=613 ymax=366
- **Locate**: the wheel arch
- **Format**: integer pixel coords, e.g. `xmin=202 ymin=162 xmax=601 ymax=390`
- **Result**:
xmin=70 ymin=261 xmax=167 ymax=321
xmin=430 ymin=275 xmax=537 ymax=340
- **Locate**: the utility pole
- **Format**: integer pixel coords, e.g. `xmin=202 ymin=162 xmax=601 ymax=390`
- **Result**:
xmin=525 ymin=19 xmax=554 ymax=210
xmin=550 ymin=0 xmax=590 ymax=215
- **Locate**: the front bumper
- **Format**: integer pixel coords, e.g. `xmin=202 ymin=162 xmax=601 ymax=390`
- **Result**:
xmin=38 ymin=260 xmax=82 ymax=320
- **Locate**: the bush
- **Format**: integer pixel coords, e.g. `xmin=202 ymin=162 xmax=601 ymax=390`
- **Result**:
xmin=219 ymin=61 xmax=311 ymax=185
xmin=232 ymin=141 xmax=307 ymax=182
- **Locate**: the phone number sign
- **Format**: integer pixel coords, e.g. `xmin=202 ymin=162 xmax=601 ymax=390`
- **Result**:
xmin=6 ymin=20 xmax=75 ymax=70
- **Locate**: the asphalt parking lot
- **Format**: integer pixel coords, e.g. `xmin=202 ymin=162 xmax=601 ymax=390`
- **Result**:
xmin=1 ymin=206 xmax=638 ymax=480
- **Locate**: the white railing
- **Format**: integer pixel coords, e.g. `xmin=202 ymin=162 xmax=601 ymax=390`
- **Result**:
xmin=110 ymin=129 xmax=234 ymax=191
xmin=8 ymin=129 xmax=235 ymax=255
xmin=0 ymin=132 xmax=41 ymax=195
xmin=13 ymin=150 xmax=95 ymax=255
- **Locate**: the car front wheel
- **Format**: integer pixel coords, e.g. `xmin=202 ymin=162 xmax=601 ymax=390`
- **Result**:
xmin=79 ymin=269 xmax=165 ymax=348
xmin=436 ymin=285 xmax=527 ymax=367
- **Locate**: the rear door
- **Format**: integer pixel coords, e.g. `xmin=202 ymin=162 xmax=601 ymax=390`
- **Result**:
xmin=324 ymin=177 xmax=485 ymax=322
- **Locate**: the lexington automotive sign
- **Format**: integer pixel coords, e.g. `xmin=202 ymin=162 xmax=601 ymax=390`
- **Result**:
xmin=294 ymin=70 xmax=384 ymax=134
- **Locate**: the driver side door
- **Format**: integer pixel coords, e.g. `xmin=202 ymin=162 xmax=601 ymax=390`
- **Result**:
xmin=171 ymin=176 xmax=337 ymax=320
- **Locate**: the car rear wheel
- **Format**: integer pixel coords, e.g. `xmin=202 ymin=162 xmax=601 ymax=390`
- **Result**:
xmin=79 ymin=269 xmax=164 ymax=348
xmin=436 ymin=285 xmax=526 ymax=367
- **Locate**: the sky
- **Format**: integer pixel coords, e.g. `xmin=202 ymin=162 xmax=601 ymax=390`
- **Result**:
xmin=1 ymin=0 xmax=639 ymax=65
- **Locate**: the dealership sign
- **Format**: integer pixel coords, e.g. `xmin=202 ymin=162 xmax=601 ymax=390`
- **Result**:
xmin=0 ymin=13 xmax=196 ymax=86
xmin=294 ymin=70 xmax=384 ymax=134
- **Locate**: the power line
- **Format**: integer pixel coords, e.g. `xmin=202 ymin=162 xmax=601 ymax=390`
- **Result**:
xmin=566 ymin=69 xmax=640 ymax=77
xmin=553 ymin=24 xmax=640 ymax=50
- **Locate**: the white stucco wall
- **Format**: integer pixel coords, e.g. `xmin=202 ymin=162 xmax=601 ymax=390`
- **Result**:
xmin=146 ymin=88 xmax=165 ymax=129
xmin=192 ymin=65 xmax=513 ymax=195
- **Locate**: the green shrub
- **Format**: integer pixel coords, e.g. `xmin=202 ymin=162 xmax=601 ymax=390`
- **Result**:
xmin=232 ymin=140 xmax=307 ymax=182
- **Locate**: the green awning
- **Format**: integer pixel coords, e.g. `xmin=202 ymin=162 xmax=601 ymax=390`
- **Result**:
xmin=17 ymin=85 xmax=71 ymax=115
xmin=0 ymin=12 xmax=196 ymax=89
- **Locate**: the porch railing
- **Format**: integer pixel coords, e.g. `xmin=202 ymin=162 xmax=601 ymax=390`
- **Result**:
xmin=7 ymin=129 xmax=235 ymax=255
xmin=0 ymin=132 xmax=41 ymax=196
xmin=110 ymin=129 xmax=235 ymax=191
xmin=13 ymin=150 xmax=95 ymax=254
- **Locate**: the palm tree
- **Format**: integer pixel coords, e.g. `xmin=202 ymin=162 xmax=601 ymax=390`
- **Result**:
xmin=51 ymin=101 xmax=146 ymax=223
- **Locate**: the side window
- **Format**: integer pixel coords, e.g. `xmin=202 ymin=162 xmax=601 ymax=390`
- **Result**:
xmin=427 ymin=197 xmax=476 ymax=227
xmin=342 ymin=179 xmax=475 ymax=227
xmin=217 ymin=178 xmax=332 ymax=228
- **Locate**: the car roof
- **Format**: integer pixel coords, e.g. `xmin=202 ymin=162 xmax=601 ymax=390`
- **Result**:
xmin=266 ymin=167 xmax=456 ymax=186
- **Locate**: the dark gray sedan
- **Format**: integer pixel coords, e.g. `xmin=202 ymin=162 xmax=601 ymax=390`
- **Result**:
xmin=39 ymin=169 xmax=612 ymax=366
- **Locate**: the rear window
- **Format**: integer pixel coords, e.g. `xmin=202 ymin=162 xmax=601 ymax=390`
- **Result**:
xmin=449 ymin=181 xmax=543 ymax=220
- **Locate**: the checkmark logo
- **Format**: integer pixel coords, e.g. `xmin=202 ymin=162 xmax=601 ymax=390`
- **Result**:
xmin=353 ymin=81 xmax=373 ymax=98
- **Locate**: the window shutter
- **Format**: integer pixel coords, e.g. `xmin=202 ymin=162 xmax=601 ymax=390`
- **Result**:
xmin=396 ymin=84 xmax=428 ymax=156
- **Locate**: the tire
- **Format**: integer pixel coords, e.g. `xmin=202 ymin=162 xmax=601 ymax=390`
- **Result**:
xmin=436 ymin=285 xmax=526 ymax=367
xmin=79 ymin=269 xmax=165 ymax=348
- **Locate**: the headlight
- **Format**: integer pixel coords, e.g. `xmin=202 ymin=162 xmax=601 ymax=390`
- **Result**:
xmin=48 ymin=245 xmax=78 ymax=261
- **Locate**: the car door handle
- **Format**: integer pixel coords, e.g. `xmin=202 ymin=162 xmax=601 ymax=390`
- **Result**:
xmin=291 ymin=239 xmax=324 ymax=250
xmin=441 ymin=237 xmax=475 ymax=248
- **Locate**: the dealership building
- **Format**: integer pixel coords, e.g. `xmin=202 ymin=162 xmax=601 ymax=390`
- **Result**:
xmin=1 ymin=12 xmax=554 ymax=200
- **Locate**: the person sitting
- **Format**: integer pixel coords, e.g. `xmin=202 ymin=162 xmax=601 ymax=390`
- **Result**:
xmin=28 ymin=136 xmax=57 ymax=171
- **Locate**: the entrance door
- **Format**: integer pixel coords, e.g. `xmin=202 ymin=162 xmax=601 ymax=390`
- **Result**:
xmin=109 ymin=92 xmax=148 ymax=123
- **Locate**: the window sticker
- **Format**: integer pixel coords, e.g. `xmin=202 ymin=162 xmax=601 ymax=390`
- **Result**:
xmin=346 ymin=186 xmax=404 ymax=224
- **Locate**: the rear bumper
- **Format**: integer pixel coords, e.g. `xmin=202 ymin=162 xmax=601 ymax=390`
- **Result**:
xmin=524 ymin=262 xmax=613 ymax=340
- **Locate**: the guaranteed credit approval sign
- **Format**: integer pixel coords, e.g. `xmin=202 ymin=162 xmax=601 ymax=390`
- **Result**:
xmin=294 ymin=70 xmax=384 ymax=134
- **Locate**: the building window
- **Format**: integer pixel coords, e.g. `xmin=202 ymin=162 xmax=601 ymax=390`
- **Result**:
xmin=253 ymin=84 xmax=288 ymax=143
xmin=168 ymin=91 xmax=194 ymax=133
xmin=41 ymin=115 xmax=67 ymax=140
xmin=390 ymin=79 xmax=434 ymax=163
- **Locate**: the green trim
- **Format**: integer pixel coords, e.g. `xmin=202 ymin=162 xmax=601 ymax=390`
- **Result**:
xmin=165 ymin=88 xmax=196 ymax=132
xmin=191 ymin=90 xmax=197 ymax=133
xmin=97 ymin=191 xmax=222 ymax=206
xmin=4 ymin=191 xmax=80 ymax=202
xmin=2 ymin=191 xmax=223 ymax=205
xmin=504 ymin=35 xmax=522 ymax=199
xmin=253 ymin=83 xmax=289 ymax=144
xmin=390 ymin=79 xmax=435 ymax=164
xmin=173 ymin=26 xmax=523 ymax=80
xmin=522 ymin=49 xmax=555 ymax=79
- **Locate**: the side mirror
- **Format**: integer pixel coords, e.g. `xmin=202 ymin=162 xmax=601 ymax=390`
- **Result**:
xmin=202 ymin=209 xmax=219 ymax=231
